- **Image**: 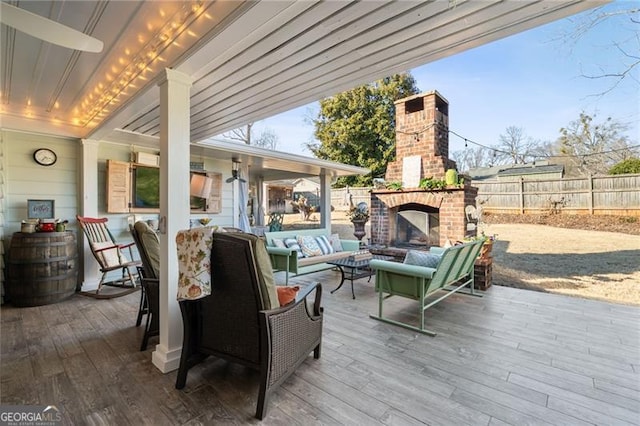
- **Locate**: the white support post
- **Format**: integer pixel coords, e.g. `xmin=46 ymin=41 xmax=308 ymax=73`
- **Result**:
xmin=153 ymin=68 xmax=192 ymax=373
xmin=79 ymin=139 xmax=100 ymax=291
xmin=319 ymin=173 xmax=332 ymax=234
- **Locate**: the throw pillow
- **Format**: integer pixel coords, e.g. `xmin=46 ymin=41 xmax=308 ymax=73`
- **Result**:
xmin=315 ymin=235 xmax=334 ymax=255
xmin=328 ymin=233 xmax=343 ymax=252
xmin=283 ymin=237 xmax=304 ymax=258
xmin=92 ymin=242 xmax=122 ymax=268
xmin=276 ymin=285 xmax=300 ymax=306
xmin=176 ymin=227 xmax=214 ymax=301
xmin=404 ymin=250 xmax=441 ymax=268
xmin=297 ymin=235 xmax=323 ymax=257
xmin=271 ymin=238 xmax=286 ymax=248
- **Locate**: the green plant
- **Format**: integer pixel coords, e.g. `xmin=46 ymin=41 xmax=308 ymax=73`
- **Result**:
xmin=346 ymin=205 xmax=369 ymax=222
xmin=385 ymin=181 xmax=403 ymax=191
xmin=418 ymin=177 xmax=447 ymax=190
xmin=609 ymin=158 xmax=640 ymax=175
xmin=464 ymin=231 xmax=497 ymax=243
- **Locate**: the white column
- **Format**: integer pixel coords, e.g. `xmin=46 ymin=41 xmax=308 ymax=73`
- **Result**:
xmin=79 ymin=139 xmax=100 ymax=291
xmin=153 ymin=68 xmax=192 ymax=373
xmin=319 ymin=172 xmax=332 ymax=234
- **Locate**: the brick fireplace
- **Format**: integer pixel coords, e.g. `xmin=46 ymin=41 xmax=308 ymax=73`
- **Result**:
xmin=370 ymin=91 xmax=478 ymax=248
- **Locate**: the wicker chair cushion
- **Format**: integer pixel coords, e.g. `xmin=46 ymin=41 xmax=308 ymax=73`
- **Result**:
xmin=223 ymin=232 xmax=280 ymax=309
xmin=276 ymin=285 xmax=299 ymax=305
xmin=329 ymin=233 xmax=344 ymax=252
xmin=134 ymin=221 xmax=160 ymax=278
xmin=297 ymin=235 xmax=323 ymax=257
xmin=92 ymin=242 xmax=123 ymax=267
xmin=404 ymin=250 xmax=441 ymax=268
xmin=176 ymin=227 xmax=214 ymax=301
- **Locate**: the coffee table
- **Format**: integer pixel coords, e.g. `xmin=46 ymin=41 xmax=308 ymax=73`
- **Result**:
xmin=328 ymin=254 xmax=394 ymax=299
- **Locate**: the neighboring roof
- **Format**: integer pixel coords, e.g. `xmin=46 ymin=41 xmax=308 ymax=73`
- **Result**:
xmin=468 ymin=162 xmax=564 ymax=181
xmin=193 ymin=138 xmax=370 ymax=181
xmin=498 ymin=164 xmax=564 ymax=177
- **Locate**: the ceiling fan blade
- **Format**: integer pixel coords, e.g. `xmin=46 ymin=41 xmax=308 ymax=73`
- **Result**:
xmin=238 ymin=178 xmax=247 ymax=183
xmin=225 ymin=177 xmax=236 ymax=183
xmin=0 ymin=3 xmax=103 ymax=53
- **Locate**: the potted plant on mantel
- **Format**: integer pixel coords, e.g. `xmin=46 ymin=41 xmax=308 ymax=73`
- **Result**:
xmin=347 ymin=203 xmax=370 ymax=243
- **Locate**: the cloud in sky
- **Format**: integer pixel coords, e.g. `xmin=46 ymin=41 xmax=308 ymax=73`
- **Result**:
xmin=254 ymin=2 xmax=638 ymax=158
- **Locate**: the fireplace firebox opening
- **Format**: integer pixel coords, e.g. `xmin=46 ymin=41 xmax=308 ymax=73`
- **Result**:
xmin=394 ymin=203 xmax=439 ymax=249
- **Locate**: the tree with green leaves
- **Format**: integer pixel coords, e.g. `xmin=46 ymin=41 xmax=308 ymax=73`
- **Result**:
xmin=558 ymin=112 xmax=634 ymax=175
xmin=609 ymin=158 xmax=640 ymax=175
xmin=307 ymin=73 xmax=419 ymax=187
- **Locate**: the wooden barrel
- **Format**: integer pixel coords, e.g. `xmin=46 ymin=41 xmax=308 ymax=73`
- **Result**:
xmin=7 ymin=231 xmax=78 ymax=307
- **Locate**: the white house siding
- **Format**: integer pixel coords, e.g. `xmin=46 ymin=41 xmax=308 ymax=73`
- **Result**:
xmin=3 ymin=130 xmax=79 ymax=237
xmin=0 ymin=130 xmax=236 ymax=294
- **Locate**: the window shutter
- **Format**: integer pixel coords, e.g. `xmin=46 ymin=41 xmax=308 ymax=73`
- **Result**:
xmin=206 ymin=172 xmax=222 ymax=213
xmin=107 ymin=160 xmax=131 ymax=213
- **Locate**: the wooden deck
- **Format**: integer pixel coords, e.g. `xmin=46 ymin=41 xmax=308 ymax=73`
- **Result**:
xmin=1 ymin=269 xmax=639 ymax=425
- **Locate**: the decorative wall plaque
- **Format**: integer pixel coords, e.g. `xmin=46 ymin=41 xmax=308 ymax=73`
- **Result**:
xmin=27 ymin=199 xmax=55 ymax=219
xmin=402 ymin=156 xmax=422 ymax=188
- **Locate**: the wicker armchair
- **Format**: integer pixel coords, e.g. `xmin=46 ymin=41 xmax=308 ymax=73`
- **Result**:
xmin=175 ymin=231 xmax=323 ymax=420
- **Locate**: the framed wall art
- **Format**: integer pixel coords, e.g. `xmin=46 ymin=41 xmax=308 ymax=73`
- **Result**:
xmin=27 ymin=199 xmax=55 ymax=219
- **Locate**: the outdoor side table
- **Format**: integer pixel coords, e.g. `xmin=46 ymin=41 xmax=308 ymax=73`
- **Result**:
xmin=327 ymin=254 xmax=394 ymax=299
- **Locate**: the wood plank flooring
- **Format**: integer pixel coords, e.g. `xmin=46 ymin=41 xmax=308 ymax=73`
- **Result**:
xmin=2 ymin=271 xmax=639 ymax=425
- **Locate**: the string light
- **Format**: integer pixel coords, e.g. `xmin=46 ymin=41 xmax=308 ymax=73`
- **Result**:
xmin=448 ymin=129 xmax=640 ymax=160
xmin=76 ymin=1 xmax=206 ymax=127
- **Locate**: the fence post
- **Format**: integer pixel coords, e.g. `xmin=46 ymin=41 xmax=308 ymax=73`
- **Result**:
xmin=519 ymin=177 xmax=525 ymax=214
xmin=588 ymin=174 xmax=594 ymax=215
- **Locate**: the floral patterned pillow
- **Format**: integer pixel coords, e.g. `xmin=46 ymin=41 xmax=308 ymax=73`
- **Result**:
xmin=297 ymin=235 xmax=323 ymax=257
xmin=176 ymin=227 xmax=214 ymax=301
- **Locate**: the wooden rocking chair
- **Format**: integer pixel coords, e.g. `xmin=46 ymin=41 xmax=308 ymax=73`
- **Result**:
xmin=77 ymin=215 xmax=140 ymax=294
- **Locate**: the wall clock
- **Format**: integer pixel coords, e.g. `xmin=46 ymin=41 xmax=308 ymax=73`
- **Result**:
xmin=33 ymin=148 xmax=57 ymax=166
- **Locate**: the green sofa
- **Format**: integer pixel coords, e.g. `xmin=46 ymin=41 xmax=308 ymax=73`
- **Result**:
xmin=264 ymin=229 xmax=360 ymax=284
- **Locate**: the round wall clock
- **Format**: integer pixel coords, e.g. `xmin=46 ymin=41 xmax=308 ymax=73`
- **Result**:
xmin=33 ymin=148 xmax=57 ymax=166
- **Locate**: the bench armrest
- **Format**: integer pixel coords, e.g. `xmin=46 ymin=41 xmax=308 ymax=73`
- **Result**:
xmin=370 ymin=259 xmax=436 ymax=279
xmin=429 ymin=247 xmax=446 ymax=256
xmin=340 ymin=239 xmax=360 ymax=252
xmin=266 ymin=246 xmax=295 ymax=256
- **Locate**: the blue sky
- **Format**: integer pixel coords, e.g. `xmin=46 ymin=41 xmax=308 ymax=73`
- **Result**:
xmin=251 ymin=2 xmax=639 ymax=158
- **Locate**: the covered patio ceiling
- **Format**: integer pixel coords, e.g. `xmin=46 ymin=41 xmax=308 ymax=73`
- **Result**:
xmin=1 ymin=0 xmax=607 ymax=147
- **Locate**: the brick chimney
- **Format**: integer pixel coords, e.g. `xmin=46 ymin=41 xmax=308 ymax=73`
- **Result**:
xmin=385 ymin=91 xmax=455 ymax=184
xmin=370 ymin=90 xmax=478 ymax=248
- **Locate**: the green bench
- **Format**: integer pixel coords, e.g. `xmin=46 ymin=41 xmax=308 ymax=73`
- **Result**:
xmin=369 ymin=240 xmax=485 ymax=335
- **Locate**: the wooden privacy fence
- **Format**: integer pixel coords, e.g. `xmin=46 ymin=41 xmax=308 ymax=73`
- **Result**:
xmin=473 ymin=174 xmax=640 ymax=216
xmin=331 ymin=187 xmax=372 ymax=211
